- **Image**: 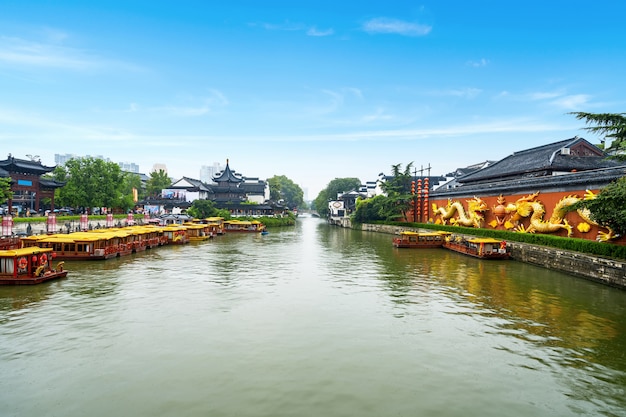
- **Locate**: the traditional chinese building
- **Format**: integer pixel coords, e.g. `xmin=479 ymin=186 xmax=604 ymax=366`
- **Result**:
xmin=421 ymin=137 xmax=626 ymax=243
xmin=0 ymin=155 xmax=64 ymax=215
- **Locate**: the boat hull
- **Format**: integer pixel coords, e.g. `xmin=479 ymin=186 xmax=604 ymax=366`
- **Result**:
xmin=443 ymin=241 xmax=509 ymax=259
xmin=0 ymin=270 xmax=68 ymax=285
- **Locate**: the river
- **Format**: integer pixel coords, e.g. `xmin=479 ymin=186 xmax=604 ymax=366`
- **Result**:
xmin=1 ymin=217 xmax=625 ymax=417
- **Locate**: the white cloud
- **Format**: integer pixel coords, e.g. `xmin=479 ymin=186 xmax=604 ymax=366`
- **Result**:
xmin=307 ymin=27 xmax=334 ymax=37
xmin=467 ymin=58 xmax=489 ymax=67
xmin=362 ymin=18 xmax=431 ymax=36
xmin=549 ymin=94 xmax=591 ymax=110
xmin=429 ymin=88 xmax=482 ymax=99
xmin=0 ymin=34 xmax=142 ymax=72
xmin=255 ymin=21 xmax=334 ymax=37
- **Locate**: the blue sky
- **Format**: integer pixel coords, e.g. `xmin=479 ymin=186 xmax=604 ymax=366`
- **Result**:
xmin=1 ymin=1 xmax=625 ymax=199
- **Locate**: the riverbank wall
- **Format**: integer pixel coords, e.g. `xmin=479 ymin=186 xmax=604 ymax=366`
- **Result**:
xmin=360 ymin=223 xmax=626 ymax=290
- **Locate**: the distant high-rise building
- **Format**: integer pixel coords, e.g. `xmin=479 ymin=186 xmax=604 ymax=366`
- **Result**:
xmin=152 ymin=163 xmax=167 ymax=173
xmin=200 ymin=162 xmax=223 ymax=183
xmin=54 ymin=153 xmax=77 ymax=165
xmin=118 ymin=162 xmax=140 ymax=173
xmin=55 ymin=153 xmax=141 ymax=173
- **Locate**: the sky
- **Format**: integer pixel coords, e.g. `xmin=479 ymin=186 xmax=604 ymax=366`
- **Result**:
xmin=1 ymin=1 xmax=625 ymax=200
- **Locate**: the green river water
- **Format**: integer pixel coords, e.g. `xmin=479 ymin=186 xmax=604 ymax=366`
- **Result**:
xmin=1 ymin=217 xmax=625 ymax=417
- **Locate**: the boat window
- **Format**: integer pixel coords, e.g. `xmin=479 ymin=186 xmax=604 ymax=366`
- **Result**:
xmin=0 ymin=258 xmax=15 ymax=274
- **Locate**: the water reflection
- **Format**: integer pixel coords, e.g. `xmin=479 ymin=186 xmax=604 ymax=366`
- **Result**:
xmin=1 ymin=218 xmax=625 ymax=417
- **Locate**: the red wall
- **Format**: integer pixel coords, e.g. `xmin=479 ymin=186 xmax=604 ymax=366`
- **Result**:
xmin=410 ymin=188 xmax=625 ymax=244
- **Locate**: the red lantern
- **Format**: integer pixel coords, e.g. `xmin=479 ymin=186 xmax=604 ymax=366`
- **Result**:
xmin=32 ymin=256 xmax=37 ymax=263
xmin=52 ymin=252 xmax=57 ymax=259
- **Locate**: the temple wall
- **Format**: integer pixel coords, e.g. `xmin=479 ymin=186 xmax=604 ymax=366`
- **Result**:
xmin=420 ymin=187 xmax=626 ymax=245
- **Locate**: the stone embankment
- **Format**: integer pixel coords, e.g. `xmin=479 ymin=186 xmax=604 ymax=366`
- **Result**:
xmin=360 ymin=223 xmax=626 ymax=290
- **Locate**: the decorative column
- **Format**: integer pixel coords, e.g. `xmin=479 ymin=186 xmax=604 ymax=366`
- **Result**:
xmin=106 ymin=213 xmax=114 ymax=228
xmin=127 ymin=213 xmax=135 ymax=226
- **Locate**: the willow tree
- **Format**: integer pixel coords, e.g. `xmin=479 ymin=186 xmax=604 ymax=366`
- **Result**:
xmin=570 ymin=112 xmax=626 ymax=160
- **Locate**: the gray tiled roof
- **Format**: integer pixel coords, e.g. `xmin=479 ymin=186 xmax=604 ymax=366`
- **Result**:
xmin=458 ymin=137 xmax=619 ymax=184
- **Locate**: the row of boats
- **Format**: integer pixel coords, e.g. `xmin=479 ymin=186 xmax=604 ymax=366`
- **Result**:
xmin=0 ymin=218 xmax=266 ymax=285
xmin=392 ymin=230 xmax=509 ymax=260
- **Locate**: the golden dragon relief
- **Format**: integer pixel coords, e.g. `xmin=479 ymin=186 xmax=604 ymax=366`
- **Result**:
xmin=434 ymin=191 xmax=615 ymax=241
xmin=432 ymin=196 xmax=488 ymax=228
xmin=501 ymin=191 xmax=615 ymax=241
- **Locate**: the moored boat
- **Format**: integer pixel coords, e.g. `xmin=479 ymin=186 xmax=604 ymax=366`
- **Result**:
xmin=392 ymin=231 xmax=449 ymax=248
xmin=223 ymin=220 xmax=266 ymax=233
xmin=162 ymin=225 xmax=190 ymax=244
xmin=0 ymin=236 xmax=21 ymax=250
xmin=443 ymin=235 xmax=509 ymax=259
xmin=0 ymin=247 xmax=68 ymax=285
xmin=183 ymin=223 xmax=211 ymax=241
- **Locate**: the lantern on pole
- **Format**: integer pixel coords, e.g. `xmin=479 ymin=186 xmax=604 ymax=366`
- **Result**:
xmin=417 ymin=179 xmax=422 ymax=222
xmin=423 ymin=178 xmax=429 ymax=222
xmin=411 ymin=181 xmax=417 ymax=223
xmin=2 ymin=216 xmax=13 ymax=236
xmin=46 ymin=214 xmax=57 ymax=234
xmin=80 ymin=214 xmax=89 ymax=231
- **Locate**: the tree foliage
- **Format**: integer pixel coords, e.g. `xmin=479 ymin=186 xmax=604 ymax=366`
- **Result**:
xmin=380 ymin=162 xmax=414 ymax=222
xmin=187 ymin=199 xmax=230 ymax=219
xmin=314 ymin=177 xmax=361 ymax=218
xmin=0 ymin=177 xmax=12 ymax=204
xmin=570 ymin=112 xmax=626 ymax=160
xmin=351 ymin=162 xmax=421 ymax=223
xmin=573 ymin=176 xmax=626 ymax=237
xmin=146 ymin=169 xmax=172 ymax=197
xmin=267 ymin=175 xmax=304 ymax=209
xmin=53 ymin=157 xmax=130 ymax=210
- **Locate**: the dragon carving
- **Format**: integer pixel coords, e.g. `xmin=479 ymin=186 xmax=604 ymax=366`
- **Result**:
xmin=432 ymin=196 xmax=488 ymax=228
xmin=505 ymin=192 xmax=573 ymax=237
xmin=504 ymin=191 xmax=616 ymax=241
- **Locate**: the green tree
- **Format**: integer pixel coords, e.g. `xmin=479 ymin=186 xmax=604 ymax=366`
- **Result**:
xmin=146 ymin=169 xmax=171 ymax=197
xmin=0 ymin=177 xmax=12 ymax=204
xmin=351 ymin=195 xmax=387 ymax=224
xmin=119 ymin=172 xmax=144 ymax=212
xmin=572 ymin=176 xmax=626 ymax=237
xmin=380 ymin=162 xmax=415 ymax=222
xmin=187 ymin=199 xmax=230 ymax=219
xmin=267 ymin=175 xmax=304 ymax=209
xmin=53 ymin=157 xmax=128 ymax=210
xmin=314 ymin=177 xmax=361 ymax=218
xmin=570 ymin=112 xmax=626 ymax=160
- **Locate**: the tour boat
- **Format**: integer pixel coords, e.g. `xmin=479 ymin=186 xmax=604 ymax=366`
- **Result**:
xmin=161 ymin=225 xmax=190 ymax=244
xmin=183 ymin=223 xmax=212 ymax=241
xmin=223 ymin=220 xmax=266 ymax=233
xmin=443 ymin=235 xmax=509 ymax=259
xmin=20 ymin=226 xmax=168 ymax=260
xmin=0 ymin=247 xmax=68 ymax=285
xmin=0 ymin=236 xmax=21 ymax=250
xmin=392 ymin=231 xmax=450 ymax=248
xmin=204 ymin=217 xmax=225 ymax=235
